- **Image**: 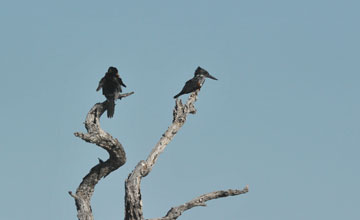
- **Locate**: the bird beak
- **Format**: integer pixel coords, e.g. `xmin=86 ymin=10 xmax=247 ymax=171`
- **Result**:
xmin=206 ymin=73 xmax=218 ymax=80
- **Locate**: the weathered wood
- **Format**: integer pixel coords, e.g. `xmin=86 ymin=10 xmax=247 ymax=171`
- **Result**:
xmin=148 ymin=186 xmax=249 ymax=220
xmin=124 ymin=90 xmax=248 ymax=220
xmin=70 ymin=88 xmax=248 ymax=220
xmin=124 ymin=91 xmax=198 ymax=220
xmin=69 ymin=92 xmax=134 ymax=220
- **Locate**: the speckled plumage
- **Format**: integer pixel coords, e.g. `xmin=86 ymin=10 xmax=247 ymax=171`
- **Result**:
xmin=174 ymin=66 xmax=217 ymax=99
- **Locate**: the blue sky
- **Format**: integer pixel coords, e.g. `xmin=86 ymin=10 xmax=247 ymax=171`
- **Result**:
xmin=1 ymin=1 xmax=359 ymax=219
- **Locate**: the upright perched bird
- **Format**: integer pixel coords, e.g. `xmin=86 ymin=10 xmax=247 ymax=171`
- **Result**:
xmin=96 ymin=67 xmax=127 ymax=118
xmin=173 ymin=66 xmax=217 ymax=99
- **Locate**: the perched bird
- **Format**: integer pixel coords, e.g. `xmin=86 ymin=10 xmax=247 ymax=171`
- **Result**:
xmin=96 ymin=67 xmax=127 ymax=118
xmin=173 ymin=66 xmax=217 ymax=99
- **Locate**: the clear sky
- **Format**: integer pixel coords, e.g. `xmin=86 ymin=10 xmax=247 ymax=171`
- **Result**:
xmin=1 ymin=0 xmax=359 ymax=220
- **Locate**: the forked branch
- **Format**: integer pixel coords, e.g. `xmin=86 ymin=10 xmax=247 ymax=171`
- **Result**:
xmin=124 ymin=91 xmax=199 ymax=220
xmin=124 ymin=90 xmax=248 ymax=220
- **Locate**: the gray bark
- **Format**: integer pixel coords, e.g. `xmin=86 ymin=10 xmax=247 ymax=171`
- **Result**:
xmin=148 ymin=187 xmax=249 ymax=220
xmin=69 ymin=92 xmax=134 ymax=220
xmin=70 ymin=89 xmax=248 ymax=220
xmin=124 ymin=90 xmax=248 ymax=220
xmin=124 ymin=91 xmax=198 ymax=220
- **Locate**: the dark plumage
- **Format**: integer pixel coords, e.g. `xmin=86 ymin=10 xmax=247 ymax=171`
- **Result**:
xmin=174 ymin=66 xmax=217 ymax=99
xmin=96 ymin=67 xmax=126 ymax=118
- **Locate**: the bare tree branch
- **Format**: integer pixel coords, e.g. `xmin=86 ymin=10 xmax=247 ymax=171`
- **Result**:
xmin=124 ymin=90 xmax=248 ymax=220
xmin=124 ymin=91 xmax=199 ymax=220
xmin=69 ymin=92 xmax=134 ymax=220
xmin=148 ymin=186 xmax=249 ymax=220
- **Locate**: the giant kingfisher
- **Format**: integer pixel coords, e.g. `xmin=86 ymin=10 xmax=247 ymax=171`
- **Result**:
xmin=96 ymin=66 xmax=127 ymax=118
xmin=173 ymin=66 xmax=217 ymax=99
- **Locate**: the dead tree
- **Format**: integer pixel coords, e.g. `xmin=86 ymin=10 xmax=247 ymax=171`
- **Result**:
xmin=70 ymin=90 xmax=248 ymax=220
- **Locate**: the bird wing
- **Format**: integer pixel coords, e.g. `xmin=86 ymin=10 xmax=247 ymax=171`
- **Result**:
xmin=96 ymin=77 xmax=105 ymax=91
xmin=182 ymin=78 xmax=200 ymax=93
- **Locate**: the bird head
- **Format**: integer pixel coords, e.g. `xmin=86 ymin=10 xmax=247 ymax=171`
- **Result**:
xmin=194 ymin=66 xmax=218 ymax=80
xmin=107 ymin=66 xmax=118 ymax=76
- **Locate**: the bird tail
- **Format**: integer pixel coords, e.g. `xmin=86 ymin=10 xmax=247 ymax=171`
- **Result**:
xmin=107 ymin=99 xmax=115 ymax=118
xmin=173 ymin=92 xmax=182 ymax=99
